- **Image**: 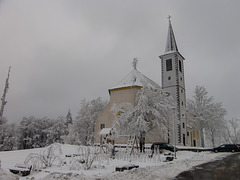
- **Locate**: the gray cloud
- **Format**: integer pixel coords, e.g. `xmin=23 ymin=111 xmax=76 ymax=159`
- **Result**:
xmin=0 ymin=0 xmax=239 ymax=122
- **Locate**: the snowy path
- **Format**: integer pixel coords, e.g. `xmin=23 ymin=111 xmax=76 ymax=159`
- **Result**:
xmin=101 ymin=151 xmax=229 ymax=180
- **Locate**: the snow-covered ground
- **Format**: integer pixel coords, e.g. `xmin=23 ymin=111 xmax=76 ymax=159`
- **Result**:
xmin=0 ymin=144 xmax=229 ymax=180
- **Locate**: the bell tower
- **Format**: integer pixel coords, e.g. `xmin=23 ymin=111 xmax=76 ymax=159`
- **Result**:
xmin=159 ymin=16 xmax=187 ymax=146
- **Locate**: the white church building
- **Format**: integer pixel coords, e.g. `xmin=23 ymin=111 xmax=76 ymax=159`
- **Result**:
xmin=94 ymin=18 xmax=200 ymax=147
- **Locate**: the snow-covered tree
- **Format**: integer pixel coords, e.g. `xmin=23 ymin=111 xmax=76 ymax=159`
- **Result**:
xmin=205 ymin=102 xmax=226 ymax=147
xmin=65 ymin=98 xmax=107 ymax=145
xmin=187 ymin=85 xmax=226 ymax=147
xmin=19 ymin=116 xmax=54 ymax=149
xmin=0 ymin=122 xmax=18 ymax=151
xmin=19 ymin=116 xmax=69 ymax=149
xmin=224 ymin=118 xmax=240 ymax=144
xmin=46 ymin=116 xmax=69 ymax=145
xmin=0 ymin=116 xmax=7 ymax=125
xmin=111 ymin=86 xmax=175 ymax=148
xmin=65 ymin=109 xmax=73 ymax=128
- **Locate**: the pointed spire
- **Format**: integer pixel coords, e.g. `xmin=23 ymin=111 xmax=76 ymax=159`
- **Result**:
xmin=165 ymin=15 xmax=178 ymax=53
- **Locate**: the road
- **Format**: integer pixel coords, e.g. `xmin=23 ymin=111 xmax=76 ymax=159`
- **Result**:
xmin=175 ymin=153 xmax=240 ymax=180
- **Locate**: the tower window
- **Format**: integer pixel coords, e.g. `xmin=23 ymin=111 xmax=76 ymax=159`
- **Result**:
xmin=179 ymin=60 xmax=182 ymax=72
xmin=168 ymin=76 xmax=171 ymax=80
xmin=166 ymin=59 xmax=172 ymax=71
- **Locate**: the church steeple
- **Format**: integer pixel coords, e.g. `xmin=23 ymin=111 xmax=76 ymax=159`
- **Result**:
xmin=160 ymin=16 xmax=186 ymax=146
xmin=165 ymin=15 xmax=178 ymax=53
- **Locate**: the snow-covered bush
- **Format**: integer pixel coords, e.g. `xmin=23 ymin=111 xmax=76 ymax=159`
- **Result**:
xmin=24 ymin=143 xmax=63 ymax=170
xmin=40 ymin=143 xmax=63 ymax=167
xmin=24 ymin=153 xmax=43 ymax=171
xmin=69 ymin=145 xmax=101 ymax=170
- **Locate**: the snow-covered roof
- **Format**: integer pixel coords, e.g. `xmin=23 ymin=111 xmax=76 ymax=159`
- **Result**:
xmin=99 ymin=128 xmax=112 ymax=135
xmin=109 ymin=69 xmax=161 ymax=90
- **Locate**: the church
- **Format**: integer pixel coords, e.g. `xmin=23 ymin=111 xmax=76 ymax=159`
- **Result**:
xmin=94 ymin=18 xmax=201 ymax=147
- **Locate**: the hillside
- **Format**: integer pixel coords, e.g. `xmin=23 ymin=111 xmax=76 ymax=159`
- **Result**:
xmin=0 ymin=144 xmax=228 ymax=180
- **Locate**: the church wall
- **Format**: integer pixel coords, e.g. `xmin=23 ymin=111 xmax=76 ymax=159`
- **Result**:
xmin=94 ymin=86 xmax=169 ymax=145
xmin=185 ymin=111 xmax=201 ymax=147
xmin=94 ymin=103 xmax=114 ymax=144
xmin=94 ymin=86 xmax=140 ymax=144
xmin=109 ymin=86 xmax=140 ymax=106
xmin=145 ymin=126 xmax=168 ymax=144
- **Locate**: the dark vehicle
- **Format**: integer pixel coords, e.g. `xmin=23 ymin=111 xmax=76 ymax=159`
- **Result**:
xmin=212 ymin=144 xmax=240 ymax=153
xmin=150 ymin=142 xmax=177 ymax=154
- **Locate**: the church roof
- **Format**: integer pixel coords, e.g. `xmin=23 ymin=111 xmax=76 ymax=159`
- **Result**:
xmin=109 ymin=69 xmax=161 ymax=91
xmin=165 ymin=18 xmax=178 ymax=53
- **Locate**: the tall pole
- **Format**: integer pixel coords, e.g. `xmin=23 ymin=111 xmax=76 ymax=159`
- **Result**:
xmin=0 ymin=66 xmax=11 ymax=118
xmin=171 ymin=107 xmax=177 ymax=159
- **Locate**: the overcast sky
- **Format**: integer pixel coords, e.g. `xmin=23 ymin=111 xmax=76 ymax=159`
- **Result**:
xmin=0 ymin=0 xmax=240 ymax=122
